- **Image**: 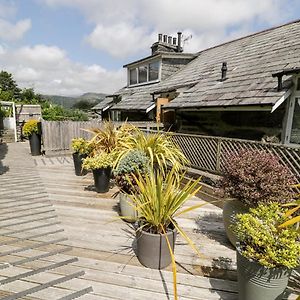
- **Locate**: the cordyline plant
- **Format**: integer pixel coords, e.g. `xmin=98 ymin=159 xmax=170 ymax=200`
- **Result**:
xmin=234 ymin=203 xmax=300 ymax=269
xmin=85 ymin=120 xmax=136 ymax=157
xmin=220 ymin=149 xmax=296 ymax=207
xmin=118 ymin=128 xmax=189 ymax=175
xmin=128 ymin=168 xmax=204 ymax=299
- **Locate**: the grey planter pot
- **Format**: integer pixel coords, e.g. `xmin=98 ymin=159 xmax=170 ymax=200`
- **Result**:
xmin=136 ymin=227 xmax=177 ymax=269
xmin=119 ymin=193 xmax=137 ymax=222
xmin=237 ymin=248 xmax=292 ymax=300
xmin=223 ymin=199 xmax=248 ymax=247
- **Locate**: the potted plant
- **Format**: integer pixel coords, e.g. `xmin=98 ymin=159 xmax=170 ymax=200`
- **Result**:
xmin=128 ymin=168 xmax=202 ymax=269
xmin=22 ymin=119 xmax=41 ymax=156
xmin=114 ymin=149 xmax=149 ymax=222
xmin=233 ymin=203 xmax=300 ymax=300
xmin=82 ymin=151 xmax=114 ymax=193
xmin=71 ymin=138 xmax=92 ymax=176
xmin=219 ymin=149 xmax=295 ymax=246
xmin=117 ymin=128 xmax=189 ymax=175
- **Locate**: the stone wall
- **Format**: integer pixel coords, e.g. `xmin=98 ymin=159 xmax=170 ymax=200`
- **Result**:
xmin=161 ymin=58 xmax=193 ymax=81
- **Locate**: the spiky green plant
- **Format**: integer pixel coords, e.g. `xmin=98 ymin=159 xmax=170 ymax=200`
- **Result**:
xmin=22 ymin=119 xmax=39 ymax=137
xmin=128 ymin=168 xmax=204 ymax=299
xmin=118 ymin=128 xmax=189 ymax=174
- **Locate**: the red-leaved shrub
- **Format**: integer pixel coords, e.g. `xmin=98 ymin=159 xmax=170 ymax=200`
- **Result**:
xmin=220 ymin=149 xmax=296 ymax=207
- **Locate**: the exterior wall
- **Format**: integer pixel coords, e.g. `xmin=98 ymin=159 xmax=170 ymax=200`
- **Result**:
xmin=161 ymin=58 xmax=193 ymax=81
xmin=174 ymin=105 xmax=286 ymax=142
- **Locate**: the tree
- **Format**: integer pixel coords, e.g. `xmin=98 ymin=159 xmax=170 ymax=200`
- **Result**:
xmin=0 ymin=71 xmax=21 ymax=100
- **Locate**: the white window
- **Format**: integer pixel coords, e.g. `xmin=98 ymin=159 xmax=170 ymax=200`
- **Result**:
xmin=128 ymin=60 xmax=160 ymax=86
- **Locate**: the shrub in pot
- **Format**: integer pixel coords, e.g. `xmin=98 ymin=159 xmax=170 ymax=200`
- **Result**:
xmin=71 ymin=138 xmax=92 ymax=176
xmin=128 ymin=168 xmax=204 ymax=299
xmin=23 ymin=119 xmax=41 ymax=156
xmin=114 ymin=149 xmax=149 ymax=222
xmin=82 ymin=151 xmax=114 ymax=193
xmin=233 ymin=203 xmax=300 ymax=300
xmin=219 ymin=149 xmax=296 ymax=246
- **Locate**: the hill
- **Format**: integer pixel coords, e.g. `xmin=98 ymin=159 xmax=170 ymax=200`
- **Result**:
xmin=43 ymin=92 xmax=107 ymax=109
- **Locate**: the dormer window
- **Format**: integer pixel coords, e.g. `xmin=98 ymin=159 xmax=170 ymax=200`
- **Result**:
xmin=128 ymin=60 xmax=160 ymax=87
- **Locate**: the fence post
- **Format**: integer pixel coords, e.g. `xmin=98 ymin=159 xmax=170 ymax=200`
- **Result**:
xmin=216 ymin=138 xmax=222 ymax=172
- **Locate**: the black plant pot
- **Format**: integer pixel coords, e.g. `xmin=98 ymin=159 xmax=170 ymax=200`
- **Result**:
xmin=29 ymin=133 xmax=41 ymax=156
xmin=136 ymin=228 xmax=177 ymax=269
xmin=92 ymin=167 xmax=111 ymax=193
xmin=72 ymin=153 xmax=88 ymax=176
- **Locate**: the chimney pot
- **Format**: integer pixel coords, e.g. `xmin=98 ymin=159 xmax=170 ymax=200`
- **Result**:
xmin=221 ymin=62 xmax=227 ymax=81
xmin=163 ymin=34 xmax=168 ymax=43
xmin=168 ymin=36 xmax=172 ymax=44
xmin=177 ymin=32 xmax=183 ymax=52
xmin=173 ymin=37 xmax=177 ymax=45
xmin=158 ymin=33 xmax=162 ymax=42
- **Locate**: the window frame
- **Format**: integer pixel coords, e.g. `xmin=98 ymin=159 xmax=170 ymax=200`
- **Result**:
xmin=127 ymin=59 xmax=161 ymax=87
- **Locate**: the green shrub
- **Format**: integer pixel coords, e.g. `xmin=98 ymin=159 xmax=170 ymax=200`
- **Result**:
xmin=233 ymin=203 xmax=300 ymax=268
xmin=220 ymin=149 xmax=296 ymax=207
xmin=23 ymin=119 xmax=39 ymax=137
xmin=71 ymin=138 xmax=93 ymax=155
xmin=82 ymin=152 xmax=114 ymax=170
xmin=114 ymin=150 xmax=149 ymax=194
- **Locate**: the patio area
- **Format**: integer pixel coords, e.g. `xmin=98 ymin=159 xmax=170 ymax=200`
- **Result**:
xmin=0 ymin=142 xmax=297 ymax=299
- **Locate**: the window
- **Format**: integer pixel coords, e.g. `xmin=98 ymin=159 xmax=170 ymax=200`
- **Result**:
xmin=290 ymin=98 xmax=300 ymax=144
xmin=128 ymin=60 xmax=160 ymax=86
xmin=129 ymin=69 xmax=137 ymax=85
xmin=138 ymin=65 xmax=148 ymax=83
xmin=149 ymin=61 xmax=159 ymax=81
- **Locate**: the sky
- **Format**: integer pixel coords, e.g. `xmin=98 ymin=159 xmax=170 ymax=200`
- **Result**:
xmin=0 ymin=0 xmax=299 ymax=96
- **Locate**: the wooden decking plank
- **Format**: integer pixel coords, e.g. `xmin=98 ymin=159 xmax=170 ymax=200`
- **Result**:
xmin=57 ymin=286 xmax=93 ymax=300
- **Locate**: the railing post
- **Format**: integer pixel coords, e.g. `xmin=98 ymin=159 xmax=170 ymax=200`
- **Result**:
xmin=216 ymin=138 xmax=222 ymax=172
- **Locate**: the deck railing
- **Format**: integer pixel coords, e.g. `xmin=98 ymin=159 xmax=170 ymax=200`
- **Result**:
xmin=170 ymin=132 xmax=300 ymax=180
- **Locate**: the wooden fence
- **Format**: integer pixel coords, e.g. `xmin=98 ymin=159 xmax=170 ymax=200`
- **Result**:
xmin=170 ymin=132 xmax=300 ymax=180
xmin=41 ymin=120 xmax=161 ymax=152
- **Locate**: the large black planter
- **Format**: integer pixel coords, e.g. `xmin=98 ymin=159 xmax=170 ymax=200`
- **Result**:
xmin=136 ymin=227 xmax=177 ymax=269
xmin=72 ymin=153 xmax=87 ymax=176
xmin=92 ymin=167 xmax=111 ymax=193
xmin=237 ymin=247 xmax=292 ymax=300
xmin=29 ymin=133 xmax=41 ymax=156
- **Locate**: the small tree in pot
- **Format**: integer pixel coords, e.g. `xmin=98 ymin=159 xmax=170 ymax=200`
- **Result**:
xmin=128 ymin=168 xmax=204 ymax=299
xmin=219 ymin=149 xmax=296 ymax=246
xmin=82 ymin=151 xmax=114 ymax=193
xmin=71 ymin=138 xmax=93 ymax=176
xmin=114 ymin=150 xmax=149 ymax=222
xmin=23 ymin=119 xmax=41 ymax=156
xmin=233 ymin=203 xmax=300 ymax=300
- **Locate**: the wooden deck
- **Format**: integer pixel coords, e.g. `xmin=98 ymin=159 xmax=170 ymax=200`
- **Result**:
xmin=0 ymin=142 xmax=298 ymax=299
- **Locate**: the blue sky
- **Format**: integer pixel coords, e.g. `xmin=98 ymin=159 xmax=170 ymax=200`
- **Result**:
xmin=0 ymin=0 xmax=299 ymax=96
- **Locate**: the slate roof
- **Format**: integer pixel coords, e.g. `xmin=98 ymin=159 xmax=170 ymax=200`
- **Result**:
xmin=91 ymin=97 xmax=114 ymax=111
xmin=113 ymin=20 xmax=300 ymax=111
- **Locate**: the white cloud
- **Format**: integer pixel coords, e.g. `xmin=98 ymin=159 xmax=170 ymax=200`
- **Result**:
xmin=0 ymin=18 xmax=31 ymax=41
xmin=40 ymin=0 xmax=288 ymax=57
xmin=0 ymin=44 xmax=125 ymax=96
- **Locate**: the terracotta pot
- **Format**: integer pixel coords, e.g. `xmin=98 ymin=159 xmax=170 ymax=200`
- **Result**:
xmin=223 ymin=199 xmax=248 ymax=247
xmin=136 ymin=227 xmax=177 ymax=269
xmin=237 ymin=247 xmax=292 ymax=300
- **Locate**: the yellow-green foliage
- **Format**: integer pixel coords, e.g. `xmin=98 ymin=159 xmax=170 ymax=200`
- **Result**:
xmin=71 ymin=138 xmax=93 ymax=155
xmin=82 ymin=152 xmax=114 ymax=170
xmin=118 ymin=128 xmax=189 ymax=174
xmin=234 ymin=203 xmax=300 ymax=268
xmin=23 ymin=119 xmax=39 ymax=137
